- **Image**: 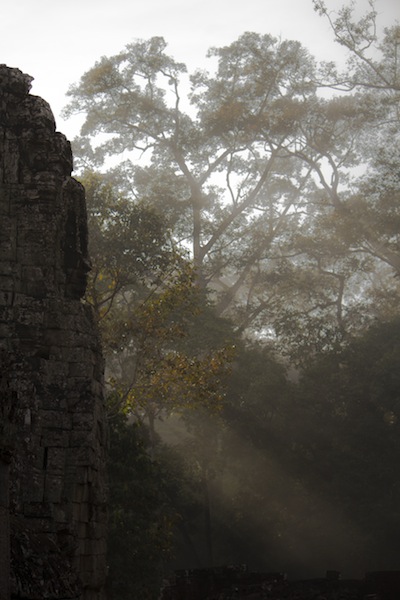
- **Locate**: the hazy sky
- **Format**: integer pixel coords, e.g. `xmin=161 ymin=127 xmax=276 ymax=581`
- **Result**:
xmin=1 ymin=0 xmax=399 ymax=139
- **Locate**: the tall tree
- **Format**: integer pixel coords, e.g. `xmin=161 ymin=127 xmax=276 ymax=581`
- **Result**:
xmin=311 ymin=1 xmax=400 ymax=274
xmin=64 ymin=34 xmax=322 ymax=332
xmin=80 ymin=170 xmax=235 ymax=441
xmin=65 ymin=27 xmax=399 ymax=346
xmin=81 ymin=169 xmax=175 ymax=322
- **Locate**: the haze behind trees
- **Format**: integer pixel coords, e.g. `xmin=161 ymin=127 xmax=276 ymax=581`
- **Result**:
xmin=63 ymin=2 xmax=400 ymax=597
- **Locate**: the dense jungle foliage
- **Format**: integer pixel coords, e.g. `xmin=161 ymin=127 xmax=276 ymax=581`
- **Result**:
xmin=63 ymin=1 xmax=400 ymax=596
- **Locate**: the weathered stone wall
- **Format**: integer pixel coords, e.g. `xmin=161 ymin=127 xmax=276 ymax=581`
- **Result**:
xmin=0 ymin=65 xmax=108 ymax=600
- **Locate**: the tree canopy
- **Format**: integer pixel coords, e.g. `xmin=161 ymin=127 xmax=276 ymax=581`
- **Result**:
xmin=63 ymin=2 xmax=400 ymax=594
xmin=65 ymin=19 xmax=399 ymax=352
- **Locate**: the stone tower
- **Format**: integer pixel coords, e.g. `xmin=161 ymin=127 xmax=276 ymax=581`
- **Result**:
xmin=0 ymin=65 xmax=108 ymax=600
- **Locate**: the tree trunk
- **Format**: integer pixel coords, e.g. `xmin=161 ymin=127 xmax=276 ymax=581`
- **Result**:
xmin=202 ymin=472 xmax=213 ymax=567
xmin=147 ymin=408 xmax=157 ymax=460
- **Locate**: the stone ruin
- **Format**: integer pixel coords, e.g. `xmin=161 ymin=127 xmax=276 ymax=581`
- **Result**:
xmin=0 ymin=65 xmax=108 ymax=600
xmin=160 ymin=567 xmax=400 ymax=599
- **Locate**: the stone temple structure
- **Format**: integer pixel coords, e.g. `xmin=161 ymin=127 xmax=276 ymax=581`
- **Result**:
xmin=0 ymin=65 xmax=108 ymax=600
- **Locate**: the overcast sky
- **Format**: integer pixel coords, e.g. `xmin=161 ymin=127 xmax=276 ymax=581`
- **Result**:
xmin=1 ymin=0 xmax=399 ymax=139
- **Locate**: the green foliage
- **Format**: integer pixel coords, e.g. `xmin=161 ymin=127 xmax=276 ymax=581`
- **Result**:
xmin=186 ymin=319 xmax=400 ymax=576
xmin=80 ymin=169 xmax=175 ymax=319
xmin=290 ymin=317 xmax=400 ymax=570
xmin=65 ymin=10 xmax=400 ymax=582
xmin=66 ymin=24 xmax=400 ymax=344
xmin=80 ymin=168 xmax=236 ymax=432
xmin=102 ymin=262 xmax=236 ymax=426
xmin=107 ymin=416 xmax=177 ymax=599
xmin=64 ymin=33 xmax=321 ymax=336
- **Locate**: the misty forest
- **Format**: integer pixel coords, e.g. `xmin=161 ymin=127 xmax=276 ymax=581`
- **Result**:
xmin=62 ymin=1 xmax=400 ymax=597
